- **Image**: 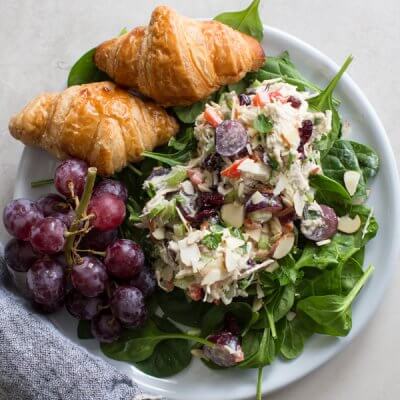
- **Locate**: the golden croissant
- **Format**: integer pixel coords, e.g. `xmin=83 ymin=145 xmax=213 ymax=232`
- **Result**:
xmin=9 ymin=82 xmax=179 ymax=176
xmin=94 ymin=6 xmax=265 ymax=106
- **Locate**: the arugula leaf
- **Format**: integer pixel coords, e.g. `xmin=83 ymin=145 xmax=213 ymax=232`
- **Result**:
xmin=201 ymin=232 xmax=223 ymax=250
xmin=143 ymin=127 xmax=196 ymax=166
xmin=297 ymin=265 xmax=374 ymax=336
xmin=253 ymin=114 xmax=273 ymax=134
xmin=214 ymin=0 xmax=264 ymax=42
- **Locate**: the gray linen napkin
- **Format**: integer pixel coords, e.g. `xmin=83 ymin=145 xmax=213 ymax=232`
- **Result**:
xmin=0 ymin=247 xmax=151 ymax=400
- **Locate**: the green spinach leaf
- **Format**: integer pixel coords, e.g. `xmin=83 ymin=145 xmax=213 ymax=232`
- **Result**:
xmin=173 ymin=101 xmax=206 ymax=124
xmin=201 ymin=302 xmax=253 ymax=336
xmin=214 ymin=0 xmax=264 ymax=42
xmin=156 ymin=289 xmax=211 ymax=328
xmin=309 ymin=174 xmax=352 ymax=204
xmin=297 ymin=265 xmax=374 ymax=336
xmin=67 ymin=48 xmax=109 ymax=87
xmin=349 ymin=141 xmax=380 ymax=181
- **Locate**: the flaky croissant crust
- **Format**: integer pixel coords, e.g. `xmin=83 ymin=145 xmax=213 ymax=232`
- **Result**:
xmin=9 ymin=82 xmax=179 ymax=175
xmin=95 ymin=6 xmax=265 ymax=106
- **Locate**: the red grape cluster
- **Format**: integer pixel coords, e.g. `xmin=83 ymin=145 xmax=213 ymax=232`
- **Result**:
xmin=3 ymin=159 xmax=155 ymax=343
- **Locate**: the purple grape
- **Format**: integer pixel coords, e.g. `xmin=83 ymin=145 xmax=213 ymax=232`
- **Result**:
xmin=33 ymin=299 xmax=64 ymax=314
xmin=26 ymin=259 xmax=65 ymax=305
xmin=215 ymin=120 xmax=248 ymax=157
xmin=37 ymin=194 xmax=68 ymax=216
xmin=88 ymin=193 xmax=126 ymax=231
xmin=65 ymin=289 xmax=103 ymax=320
xmin=30 ymin=217 xmax=66 ymax=254
xmin=71 ymin=256 xmax=108 ymax=297
xmin=300 ymin=204 xmax=338 ymax=241
xmin=54 ymin=159 xmax=88 ymax=198
xmin=3 ymin=199 xmax=43 ymax=240
xmin=104 ymin=239 xmax=144 ymax=279
xmin=93 ymin=179 xmax=128 ymax=203
xmin=110 ymin=286 xmax=147 ymax=327
xmin=245 ymin=192 xmax=283 ymax=214
xmin=129 ymin=266 xmax=156 ymax=298
xmin=51 ymin=210 xmax=75 ymax=228
xmin=79 ymin=229 xmax=118 ymax=251
xmin=203 ymin=331 xmax=244 ymax=367
xmin=91 ymin=312 xmax=122 ymax=343
xmin=196 ymin=192 xmax=224 ymax=209
xmin=4 ymin=238 xmax=38 ymax=272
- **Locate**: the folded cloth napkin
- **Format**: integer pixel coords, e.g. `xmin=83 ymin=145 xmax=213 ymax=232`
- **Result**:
xmin=0 ymin=245 xmax=153 ymax=400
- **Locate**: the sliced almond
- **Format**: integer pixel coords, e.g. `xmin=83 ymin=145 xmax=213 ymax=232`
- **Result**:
xmin=272 ymin=232 xmax=295 ymax=259
xmin=152 ymin=227 xmax=165 ymax=240
xmin=265 ymin=261 xmax=280 ymax=272
xmin=344 ymin=170 xmax=361 ymax=196
xmin=221 ymin=202 xmax=245 ymax=228
xmin=338 ymin=214 xmax=361 ymax=234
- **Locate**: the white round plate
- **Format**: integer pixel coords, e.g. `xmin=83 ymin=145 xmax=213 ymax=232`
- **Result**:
xmin=13 ymin=25 xmax=400 ymax=400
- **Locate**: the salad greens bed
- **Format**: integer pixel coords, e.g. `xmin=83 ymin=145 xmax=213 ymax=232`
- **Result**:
xmin=69 ymin=1 xmax=379 ymax=398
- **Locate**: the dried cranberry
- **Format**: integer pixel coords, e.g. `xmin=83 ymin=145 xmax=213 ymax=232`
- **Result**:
xmin=288 ymin=96 xmax=302 ymax=109
xmin=278 ymin=208 xmax=296 ymax=224
xmin=299 ymin=120 xmax=313 ymax=142
xmin=194 ymin=208 xmax=218 ymax=223
xmin=203 ymin=153 xmax=223 ymax=171
xmin=197 ymin=192 xmax=224 ymax=209
xmin=297 ymin=120 xmax=313 ymax=155
xmin=238 ymin=94 xmax=251 ymax=106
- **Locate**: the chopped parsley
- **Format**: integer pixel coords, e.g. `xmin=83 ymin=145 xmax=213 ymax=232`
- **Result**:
xmin=201 ymin=232 xmax=223 ymax=250
xmin=253 ymin=114 xmax=274 ymax=134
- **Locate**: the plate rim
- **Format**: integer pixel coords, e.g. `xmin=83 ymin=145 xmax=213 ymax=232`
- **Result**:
xmin=12 ymin=23 xmax=400 ymax=400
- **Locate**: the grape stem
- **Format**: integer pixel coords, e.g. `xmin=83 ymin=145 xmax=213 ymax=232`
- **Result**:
xmin=77 ymin=249 xmax=106 ymax=257
xmin=64 ymin=167 xmax=97 ymax=266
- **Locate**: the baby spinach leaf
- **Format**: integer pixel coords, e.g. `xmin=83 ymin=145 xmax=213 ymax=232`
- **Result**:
xmin=239 ymin=327 xmax=276 ymax=368
xmin=214 ymin=0 xmax=264 ymax=42
xmin=295 ymin=232 xmax=359 ymax=270
xmin=252 ymin=285 xmax=295 ymax=328
xmin=309 ymin=174 xmax=352 ymax=204
xmin=297 ymin=265 xmax=374 ymax=336
xmin=67 ymin=28 xmax=128 ymax=87
xmin=134 ymin=338 xmax=192 ymax=377
xmin=201 ymin=302 xmax=253 ymax=336
xmin=77 ymin=320 xmax=94 ymax=339
xmin=67 ymin=48 xmax=109 ymax=87
xmin=156 ymin=289 xmax=211 ymax=328
xmin=101 ymin=318 xmax=211 ymax=364
xmin=272 ymin=255 xmax=303 ymax=286
xmin=248 ymin=51 xmax=320 ymax=93
xmin=311 ymin=56 xmax=353 ymax=158
xmin=297 ymin=248 xmax=364 ymax=299
xmin=321 ymin=140 xmax=367 ymax=202
xmin=173 ymin=101 xmax=207 ymax=124
xmin=349 ymin=141 xmax=380 ymax=181
xmin=278 ymin=314 xmax=313 ymax=360
xmin=308 ymin=56 xmax=353 ymax=112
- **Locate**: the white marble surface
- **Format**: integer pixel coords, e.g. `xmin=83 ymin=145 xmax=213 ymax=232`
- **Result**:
xmin=0 ymin=0 xmax=399 ymax=399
